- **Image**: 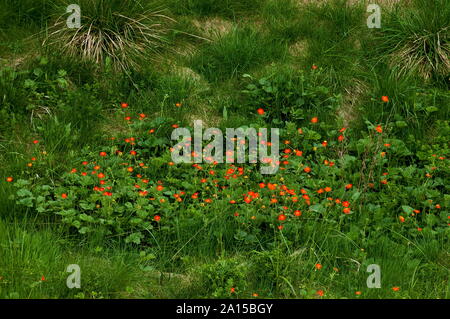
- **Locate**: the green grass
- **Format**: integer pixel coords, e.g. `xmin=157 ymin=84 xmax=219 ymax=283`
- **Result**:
xmin=373 ymin=0 xmax=450 ymax=83
xmin=166 ymin=0 xmax=265 ymax=19
xmin=260 ymin=0 xmax=305 ymax=43
xmin=189 ymin=26 xmax=288 ymax=83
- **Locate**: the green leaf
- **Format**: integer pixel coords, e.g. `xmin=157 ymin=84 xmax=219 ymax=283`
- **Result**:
xmin=125 ymin=232 xmax=144 ymax=245
xmin=17 ymin=188 xmax=33 ymax=197
xmin=401 ymin=205 xmax=414 ymax=214
xmin=351 ymin=191 xmax=361 ymax=201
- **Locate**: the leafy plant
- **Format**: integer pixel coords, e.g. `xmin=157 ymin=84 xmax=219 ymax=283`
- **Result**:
xmin=242 ymin=67 xmax=341 ymax=126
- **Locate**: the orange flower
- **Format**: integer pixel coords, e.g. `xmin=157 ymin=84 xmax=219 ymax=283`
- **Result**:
xmin=311 ymin=64 xmax=318 ymax=70
xmin=294 ymin=210 xmax=302 ymax=217
xmin=392 ymin=286 xmax=400 ymax=292
xmin=381 ymin=96 xmax=389 ymax=103
xmin=127 ymin=167 xmax=134 ymax=172
xmin=33 ymin=140 xmax=39 ymax=144
xmin=310 ymin=117 xmax=318 ymax=124
xmin=6 ymin=177 xmax=13 ymax=182
xmin=156 ymin=185 xmax=164 ymax=191
xmin=257 ymin=108 xmax=265 ymax=115
xmin=230 ymin=287 xmax=235 ymax=293
xmin=315 ymin=263 xmax=322 ymax=270
xmin=175 ymin=103 xmax=182 ymax=107
xmin=154 ymin=215 xmax=161 ymax=222
xmin=343 ymin=208 xmax=351 ymax=214
xmin=399 ymin=216 xmax=405 ymax=223
xmin=278 ymin=214 xmax=286 ymax=221
xmin=99 ymin=151 xmax=107 ymax=157
xmin=316 ymin=290 xmax=324 ymax=297
xmin=303 ymin=167 xmax=311 ymax=173
xmin=61 ymin=193 xmax=68 ymax=199
xmin=345 ymin=184 xmax=353 ymax=190
xmin=375 ymin=125 xmax=383 ymax=133
xmin=355 ymin=291 xmax=362 ymax=296
xmin=338 ymin=135 xmax=344 ymax=142
xmin=121 ymin=102 xmax=128 ymax=108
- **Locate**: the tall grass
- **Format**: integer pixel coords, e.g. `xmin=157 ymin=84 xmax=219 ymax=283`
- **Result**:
xmin=288 ymin=0 xmax=368 ymax=90
xmin=261 ymin=0 xmax=303 ymax=43
xmin=189 ymin=26 xmax=288 ymax=82
xmin=0 ymin=0 xmax=52 ymax=29
xmin=375 ymin=0 xmax=450 ymax=83
xmin=44 ymin=0 xmax=175 ymax=73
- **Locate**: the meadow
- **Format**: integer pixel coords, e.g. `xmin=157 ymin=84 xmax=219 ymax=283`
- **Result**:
xmin=0 ymin=0 xmax=449 ymax=299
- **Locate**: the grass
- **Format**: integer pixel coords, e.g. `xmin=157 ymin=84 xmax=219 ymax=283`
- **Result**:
xmin=166 ymin=0 xmax=265 ymax=19
xmin=189 ymin=26 xmax=288 ymax=82
xmin=0 ymin=0 xmax=449 ymax=299
xmin=374 ymin=0 xmax=450 ymax=83
xmin=44 ymin=0 xmax=175 ymax=73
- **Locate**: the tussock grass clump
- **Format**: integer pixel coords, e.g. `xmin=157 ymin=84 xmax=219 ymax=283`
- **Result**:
xmin=44 ymin=0 xmax=175 ymax=73
xmin=377 ymin=0 xmax=450 ymax=81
